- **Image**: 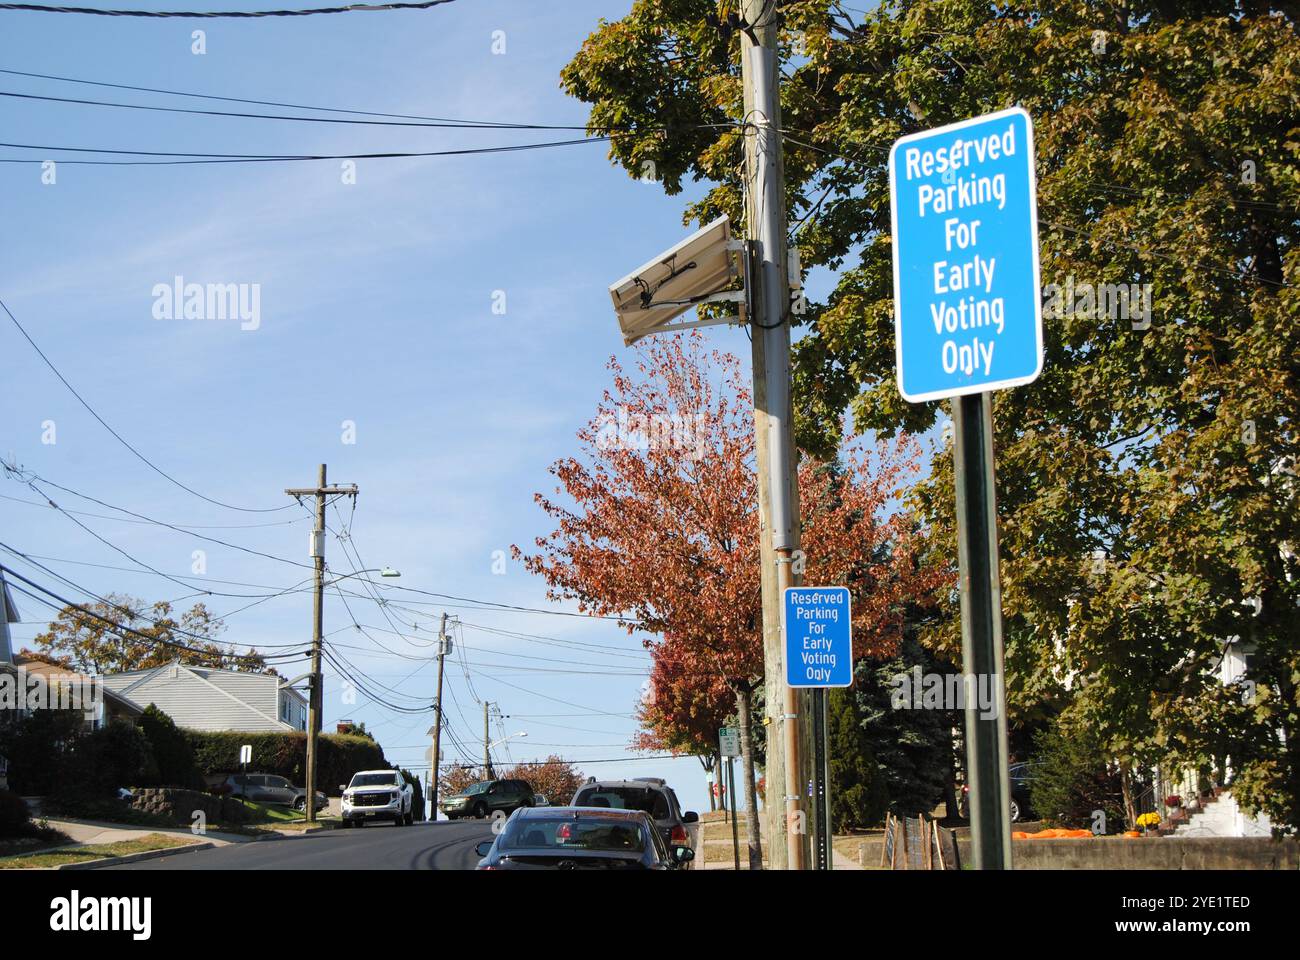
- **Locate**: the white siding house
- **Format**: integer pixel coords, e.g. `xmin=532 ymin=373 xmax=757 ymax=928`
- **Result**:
xmin=101 ymin=661 xmax=307 ymax=733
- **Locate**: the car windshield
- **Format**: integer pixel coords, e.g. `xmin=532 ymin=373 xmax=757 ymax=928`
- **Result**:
xmin=351 ymin=774 xmax=398 ymax=787
xmin=501 ymin=818 xmax=647 ymax=852
xmin=574 ymin=786 xmax=670 ymax=819
xmin=461 ymin=782 xmax=489 ymax=796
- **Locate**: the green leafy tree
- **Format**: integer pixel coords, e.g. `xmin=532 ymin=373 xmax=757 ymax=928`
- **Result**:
xmin=563 ymin=0 xmax=1300 ymax=833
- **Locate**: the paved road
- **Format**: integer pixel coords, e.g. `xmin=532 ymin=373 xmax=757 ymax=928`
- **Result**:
xmin=108 ymin=820 xmax=496 ymax=871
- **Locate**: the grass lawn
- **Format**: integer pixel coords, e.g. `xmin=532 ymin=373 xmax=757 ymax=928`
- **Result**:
xmin=0 ymin=833 xmax=196 ymax=869
xmin=232 ymin=799 xmax=304 ymax=823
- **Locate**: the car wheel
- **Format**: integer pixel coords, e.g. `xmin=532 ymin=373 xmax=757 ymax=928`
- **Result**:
xmin=473 ymin=802 xmax=488 ymax=819
xmin=294 ymin=798 xmax=306 ymax=812
xmin=1010 ymin=799 xmax=1021 ymax=823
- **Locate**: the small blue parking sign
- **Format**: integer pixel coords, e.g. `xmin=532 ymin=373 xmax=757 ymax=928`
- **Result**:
xmin=783 ymin=587 xmax=853 ymax=688
xmin=889 ymin=107 xmax=1043 ymax=402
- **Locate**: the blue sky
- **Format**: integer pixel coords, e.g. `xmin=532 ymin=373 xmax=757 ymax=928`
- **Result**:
xmin=0 ymin=0 xmax=793 ymax=814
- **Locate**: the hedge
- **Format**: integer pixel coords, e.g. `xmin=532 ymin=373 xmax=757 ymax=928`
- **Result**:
xmin=185 ymin=730 xmax=389 ymax=795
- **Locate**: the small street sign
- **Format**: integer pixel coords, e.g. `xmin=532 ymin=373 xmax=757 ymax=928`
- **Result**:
xmin=783 ymin=587 xmax=853 ymax=688
xmin=239 ymin=744 xmax=252 ymax=766
xmin=889 ymin=106 xmax=1042 ymax=402
xmin=718 ymin=727 xmax=740 ymax=757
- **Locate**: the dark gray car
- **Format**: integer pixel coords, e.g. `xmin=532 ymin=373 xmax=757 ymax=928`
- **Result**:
xmin=218 ymin=773 xmax=325 ymax=811
xmin=570 ymin=777 xmax=698 ymax=849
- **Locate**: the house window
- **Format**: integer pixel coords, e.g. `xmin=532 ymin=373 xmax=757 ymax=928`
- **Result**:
xmin=281 ymin=697 xmax=290 ymax=722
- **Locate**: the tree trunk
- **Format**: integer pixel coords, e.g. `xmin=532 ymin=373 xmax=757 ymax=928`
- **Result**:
xmin=1120 ymin=765 xmax=1137 ymax=831
xmin=699 ymin=755 xmax=716 ymax=813
xmin=734 ymin=681 xmax=764 ymax=870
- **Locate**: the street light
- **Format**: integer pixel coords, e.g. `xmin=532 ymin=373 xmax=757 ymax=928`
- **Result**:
xmin=324 ymin=567 xmax=401 ymax=586
xmin=487 ymin=731 xmax=528 ymax=751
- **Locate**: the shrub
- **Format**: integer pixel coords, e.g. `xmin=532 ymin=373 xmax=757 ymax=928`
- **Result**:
xmin=1029 ymin=717 xmax=1125 ymax=832
xmin=0 ymin=709 xmax=84 ymax=795
xmin=138 ymin=705 xmax=202 ymax=788
xmin=186 ymin=730 xmax=388 ymax=793
xmin=0 ymin=788 xmax=30 ymax=837
xmin=62 ymin=719 xmax=157 ymax=798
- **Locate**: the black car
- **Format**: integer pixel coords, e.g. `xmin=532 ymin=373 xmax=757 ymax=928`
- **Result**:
xmin=570 ymin=777 xmax=698 ymax=849
xmin=474 ymin=807 xmax=694 ymax=870
xmin=958 ymin=762 xmax=1039 ymax=822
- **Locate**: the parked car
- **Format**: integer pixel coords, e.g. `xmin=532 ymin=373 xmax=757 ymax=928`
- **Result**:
xmin=532 ymin=794 xmax=550 ymax=807
xmin=474 ymin=807 xmax=694 ymax=870
xmin=216 ymin=773 xmax=326 ymax=812
xmin=339 ymin=770 xmax=413 ymax=827
xmin=440 ymin=778 xmax=534 ymax=819
xmin=570 ymin=777 xmax=698 ymax=848
xmin=958 ymin=762 xmax=1039 ymax=822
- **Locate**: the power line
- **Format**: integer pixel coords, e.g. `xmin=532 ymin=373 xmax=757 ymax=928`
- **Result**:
xmin=0 ymin=66 xmax=565 ymax=127
xmin=0 ymin=564 xmax=302 ymax=663
xmin=4 ymin=468 xmax=641 ymax=624
xmin=0 ymin=0 xmax=457 ymax=17
xmin=0 ymin=491 xmax=307 ymax=529
xmin=0 ymin=88 xmax=611 ymax=131
xmin=1 ymin=296 xmax=294 ymax=512
xmin=3 ymin=465 xmax=316 ymax=570
xmin=0 ymin=135 xmax=611 ymax=166
xmin=0 ymin=547 xmax=312 ymax=648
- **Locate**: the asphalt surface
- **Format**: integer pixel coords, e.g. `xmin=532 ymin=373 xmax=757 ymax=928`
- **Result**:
xmin=108 ymin=819 xmax=497 ymax=871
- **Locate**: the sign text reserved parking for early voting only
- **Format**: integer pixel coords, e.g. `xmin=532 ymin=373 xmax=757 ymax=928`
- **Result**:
xmin=889 ymin=107 xmax=1043 ymax=402
xmin=783 ymin=587 xmax=852 ymax=688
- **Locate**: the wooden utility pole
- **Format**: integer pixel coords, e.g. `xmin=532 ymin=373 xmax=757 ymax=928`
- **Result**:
xmin=483 ymin=701 xmax=493 ymax=779
xmin=285 ymin=464 xmax=358 ymax=823
xmin=740 ymin=0 xmax=804 ymax=870
xmin=427 ymin=612 xmax=449 ymax=819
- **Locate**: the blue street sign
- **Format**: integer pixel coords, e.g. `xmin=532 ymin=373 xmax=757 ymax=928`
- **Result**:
xmin=783 ymin=587 xmax=853 ymax=688
xmin=889 ymin=107 xmax=1043 ymax=403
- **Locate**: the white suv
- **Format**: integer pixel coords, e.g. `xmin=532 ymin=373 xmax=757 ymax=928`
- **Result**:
xmin=340 ymin=770 xmax=414 ymax=827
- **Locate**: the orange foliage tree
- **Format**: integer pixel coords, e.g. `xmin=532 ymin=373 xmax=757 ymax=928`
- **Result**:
xmin=517 ymin=333 xmax=946 ymax=868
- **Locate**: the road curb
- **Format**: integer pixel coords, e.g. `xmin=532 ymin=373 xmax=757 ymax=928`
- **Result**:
xmin=57 ymin=841 xmax=215 ymax=870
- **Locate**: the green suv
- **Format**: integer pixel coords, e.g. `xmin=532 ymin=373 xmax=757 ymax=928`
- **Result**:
xmin=440 ymin=778 xmax=534 ymax=820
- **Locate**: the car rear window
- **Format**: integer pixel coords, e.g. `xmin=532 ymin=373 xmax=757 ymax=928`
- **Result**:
xmin=575 ymin=787 xmax=670 ymax=819
xmin=502 ymin=819 xmax=647 ymax=852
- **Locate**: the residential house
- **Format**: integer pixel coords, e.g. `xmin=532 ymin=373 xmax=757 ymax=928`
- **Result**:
xmin=101 ymin=661 xmax=308 ymax=733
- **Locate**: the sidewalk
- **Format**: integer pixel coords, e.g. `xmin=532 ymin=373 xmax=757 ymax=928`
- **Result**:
xmin=41 ymin=817 xmax=263 ymax=847
xmin=688 ymin=819 xmax=863 ymax=870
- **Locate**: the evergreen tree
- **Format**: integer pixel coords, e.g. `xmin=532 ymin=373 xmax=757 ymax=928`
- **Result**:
xmin=827 ymin=687 xmax=888 ymax=829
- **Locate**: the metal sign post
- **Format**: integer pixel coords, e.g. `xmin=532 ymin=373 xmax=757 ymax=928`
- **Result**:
xmin=953 ymin=392 xmax=1013 ymax=869
xmin=719 ymin=726 xmax=741 ymax=868
xmin=239 ymin=744 xmax=252 ymax=800
xmin=888 ymin=107 xmax=1043 ymax=870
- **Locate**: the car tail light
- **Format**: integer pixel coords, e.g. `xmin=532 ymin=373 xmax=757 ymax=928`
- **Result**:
xmin=670 ymin=824 xmax=688 ymax=845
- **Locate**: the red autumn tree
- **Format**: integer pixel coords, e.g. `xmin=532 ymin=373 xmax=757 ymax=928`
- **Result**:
xmin=517 ymin=332 xmax=945 ymax=869
xmin=501 ymin=756 xmax=585 ymax=805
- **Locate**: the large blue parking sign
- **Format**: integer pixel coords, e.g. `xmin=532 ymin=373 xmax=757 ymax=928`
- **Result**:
xmin=784 ymin=587 xmax=852 ymax=688
xmin=889 ymin=107 xmax=1043 ymax=402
